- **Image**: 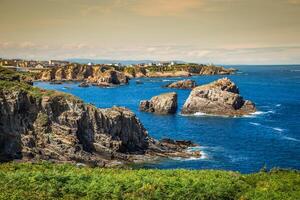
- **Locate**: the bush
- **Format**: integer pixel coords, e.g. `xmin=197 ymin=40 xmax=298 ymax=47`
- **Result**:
xmin=0 ymin=162 xmax=299 ymax=200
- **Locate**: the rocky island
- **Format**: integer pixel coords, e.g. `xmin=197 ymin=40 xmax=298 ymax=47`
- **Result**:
xmin=181 ymin=78 xmax=256 ymax=116
xmin=164 ymin=79 xmax=197 ymax=89
xmin=0 ymin=67 xmax=199 ymax=166
xmin=139 ymin=92 xmax=178 ymax=114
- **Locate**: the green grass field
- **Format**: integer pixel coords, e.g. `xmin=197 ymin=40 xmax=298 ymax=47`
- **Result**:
xmin=0 ymin=162 xmax=299 ymax=200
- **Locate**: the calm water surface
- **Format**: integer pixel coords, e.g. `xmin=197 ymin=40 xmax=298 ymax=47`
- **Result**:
xmin=35 ymin=65 xmax=300 ymax=173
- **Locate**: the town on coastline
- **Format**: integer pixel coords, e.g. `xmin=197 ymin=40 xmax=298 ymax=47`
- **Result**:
xmin=0 ymin=58 xmax=236 ymax=87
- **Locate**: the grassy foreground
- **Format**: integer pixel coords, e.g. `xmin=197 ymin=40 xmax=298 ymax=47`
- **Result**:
xmin=0 ymin=163 xmax=299 ymax=200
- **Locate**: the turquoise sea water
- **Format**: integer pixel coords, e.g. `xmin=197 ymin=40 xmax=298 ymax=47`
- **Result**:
xmin=35 ymin=65 xmax=300 ymax=173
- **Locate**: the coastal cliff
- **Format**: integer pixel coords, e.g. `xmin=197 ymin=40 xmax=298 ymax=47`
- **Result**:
xmin=37 ymin=64 xmax=236 ymax=83
xmin=38 ymin=65 xmax=128 ymax=86
xmin=123 ymin=64 xmax=236 ymax=78
xmin=0 ymin=67 xmax=199 ymax=166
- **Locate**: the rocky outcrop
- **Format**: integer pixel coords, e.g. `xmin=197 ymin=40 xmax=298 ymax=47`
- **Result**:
xmin=146 ymin=71 xmax=191 ymax=78
xmin=78 ymin=82 xmax=89 ymax=87
xmin=139 ymin=92 xmax=177 ymax=114
xmin=165 ymin=79 xmax=196 ymax=89
xmin=181 ymin=78 xmax=256 ymax=116
xmin=38 ymin=65 xmax=128 ymax=86
xmin=87 ymin=69 xmax=129 ymax=86
xmin=123 ymin=64 xmax=235 ymax=78
xmin=0 ymin=68 xmax=199 ymax=165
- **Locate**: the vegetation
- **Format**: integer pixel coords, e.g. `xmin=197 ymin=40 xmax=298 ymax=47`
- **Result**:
xmin=0 ymin=162 xmax=299 ymax=200
xmin=0 ymin=67 xmax=81 ymax=101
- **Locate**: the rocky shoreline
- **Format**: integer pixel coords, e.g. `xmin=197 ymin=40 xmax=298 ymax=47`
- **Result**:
xmin=0 ymin=67 xmax=200 ymax=167
xmin=36 ymin=64 xmax=236 ymax=86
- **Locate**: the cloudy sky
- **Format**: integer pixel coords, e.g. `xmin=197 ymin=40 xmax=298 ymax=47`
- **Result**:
xmin=0 ymin=0 xmax=300 ymax=64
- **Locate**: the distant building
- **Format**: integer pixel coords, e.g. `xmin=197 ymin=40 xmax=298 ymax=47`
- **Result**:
xmin=48 ymin=60 xmax=69 ymax=66
xmin=34 ymin=63 xmax=47 ymax=69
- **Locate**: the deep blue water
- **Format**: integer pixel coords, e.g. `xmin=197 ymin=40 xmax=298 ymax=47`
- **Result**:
xmin=35 ymin=65 xmax=300 ymax=173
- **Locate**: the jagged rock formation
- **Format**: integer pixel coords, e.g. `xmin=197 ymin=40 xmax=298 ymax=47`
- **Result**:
xmin=78 ymin=82 xmax=89 ymax=87
xmin=139 ymin=92 xmax=177 ymax=114
xmin=87 ymin=69 xmax=129 ymax=86
xmin=164 ymin=79 xmax=197 ymax=89
xmin=0 ymin=67 xmax=199 ymax=166
xmin=38 ymin=64 xmax=235 ymax=83
xmin=38 ymin=65 xmax=129 ymax=86
xmin=181 ymin=78 xmax=256 ymax=116
xmin=123 ymin=64 xmax=236 ymax=78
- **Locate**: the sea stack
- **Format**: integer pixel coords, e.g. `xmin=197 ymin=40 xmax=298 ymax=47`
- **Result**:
xmin=181 ymin=78 xmax=256 ymax=116
xmin=164 ymin=79 xmax=197 ymax=89
xmin=139 ymin=92 xmax=178 ymax=114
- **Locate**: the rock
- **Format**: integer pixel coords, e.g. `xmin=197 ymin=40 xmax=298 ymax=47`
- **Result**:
xmin=181 ymin=78 xmax=256 ymax=116
xmin=135 ymin=80 xmax=143 ymax=84
xmin=139 ymin=92 xmax=177 ymax=114
xmin=165 ymin=79 xmax=196 ymax=89
xmin=38 ymin=65 xmax=128 ymax=86
xmin=0 ymin=67 xmax=201 ymax=165
xmin=78 ymin=82 xmax=89 ymax=87
xmin=87 ymin=69 xmax=129 ymax=86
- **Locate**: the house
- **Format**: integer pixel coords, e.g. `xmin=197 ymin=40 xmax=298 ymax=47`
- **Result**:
xmin=34 ymin=63 xmax=47 ymax=69
xmin=48 ymin=60 xmax=69 ymax=66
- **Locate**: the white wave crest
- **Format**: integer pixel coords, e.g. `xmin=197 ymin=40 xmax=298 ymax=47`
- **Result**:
xmin=249 ymin=122 xmax=261 ymax=126
xmin=170 ymin=146 xmax=208 ymax=161
xmin=272 ymin=127 xmax=285 ymax=132
xmin=282 ymin=136 xmax=300 ymax=142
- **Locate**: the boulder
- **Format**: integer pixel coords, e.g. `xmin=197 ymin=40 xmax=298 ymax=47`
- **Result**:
xmin=165 ymin=79 xmax=196 ymax=89
xmin=78 ymin=82 xmax=89 ymax=87
xmin=139 ymin=92 xmax=177 ymax=114
xmin=181 ymin=78 xmax=256 ymax=116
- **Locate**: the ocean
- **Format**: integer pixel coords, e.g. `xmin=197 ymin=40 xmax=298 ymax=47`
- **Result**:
xmin=35 ymin=65 xmax=300 ymax=173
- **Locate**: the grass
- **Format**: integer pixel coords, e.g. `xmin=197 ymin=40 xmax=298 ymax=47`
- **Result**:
xmin=0 ymin=162 xmax=299 ymax=200
xmin=0 ymin=67 xmax=82 ymax=102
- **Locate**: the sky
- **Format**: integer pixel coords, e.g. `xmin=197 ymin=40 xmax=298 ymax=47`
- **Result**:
xmin=0 ymin=0 xmax=300 ymax=64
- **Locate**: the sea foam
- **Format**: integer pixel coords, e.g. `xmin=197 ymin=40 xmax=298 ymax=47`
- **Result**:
xmin=272 ymin=127 xmax=285 ymax=132
xmin=282 ymin=136 xmax=300 ymax=142
xmin=171 ymin=146 xmax=208 ymax=161
xmin=249 ymin=122 xmax=261 ymax=126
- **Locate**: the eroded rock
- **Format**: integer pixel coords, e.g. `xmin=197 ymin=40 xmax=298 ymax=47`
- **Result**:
xmin=181 ymin=78 xmax=256 ymax=116
xmin=139 ymin=92 xmax=177 ymax=114
xmin=165 ymin=79 xmax=196 ymax=89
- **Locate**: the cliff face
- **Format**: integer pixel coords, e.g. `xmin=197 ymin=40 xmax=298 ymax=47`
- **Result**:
xmin=38 ymin=64 xmax=235 ymax=83
xmin=123 ymin=64 xmax=236 ymax=78
xmin=0 ymin=88 xmax=148 ymax=166
xmin=38 ymin=65 xmax=128 ymax=85
xmin=0 ymin=67 xmax=200 ymax=166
